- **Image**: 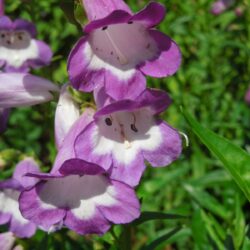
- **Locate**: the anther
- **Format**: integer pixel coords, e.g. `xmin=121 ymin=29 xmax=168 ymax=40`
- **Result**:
xmin=128 ymin=21 xmax=133 ymax=24
xmin=1 ymin=34 xmax=5 ymax=38
xmin=105 ymin=117 xmax=112 ymax=126
xmin=130 ymin=124 xmax=138 ymax=132
xmin=102 ymin=26 xmax=108 ymax=30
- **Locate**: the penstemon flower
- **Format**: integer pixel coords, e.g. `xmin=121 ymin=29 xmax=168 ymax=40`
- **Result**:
xmin=0 ymin=73 xmax=59 ymax=109
xmin=73 ymin=88 xmax=182 ymax=187
xmin=68 ymin=1 xmax=181 ymax=100
xmin=0 ymin=73 xmax=58 ymax=132
xmin=0 ymin=159 xmax=39 ymax=238
xmin=19 ymin=159 xmax=140 ymax=235
xmin=0 ymin=15 xmax=52 ymax=73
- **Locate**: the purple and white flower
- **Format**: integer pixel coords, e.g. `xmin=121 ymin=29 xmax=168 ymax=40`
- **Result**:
xmin=68 ymin=1 xmax=181 ymax=100
xmin=211 ymin=0 xmax=235 ymax=15
xmin=0 ymin=15 xmax=52 ymax=72
xmin=0 ymin=73 xmax=59 ymax=109
xmin=0 ymin=158 xmax=38 ymax=238
xmin=0 ymin=73 xmax=58 ymax=133
xmin=19 ymin=159 xmax=140 ymax=235
xmin=73 ymin=88 xmax=182 ymax=187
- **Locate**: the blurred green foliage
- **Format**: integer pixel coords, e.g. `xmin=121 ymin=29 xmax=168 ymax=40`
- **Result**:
xmin=0 ymin=0 xmax=250 ymax=249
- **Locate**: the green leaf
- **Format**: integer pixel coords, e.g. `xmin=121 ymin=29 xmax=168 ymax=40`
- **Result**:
xmin=141 ymin=227 xmax=182 ymax=250
xmin=183 ymin=109 xmax=250 ymax=202
xmin=132 ymin=211 xmax=187 ymax=226
xmin=184 ymin=184 xmax=230 ymax=219
xmin=233 ymin=195 xmax=245 ymax=250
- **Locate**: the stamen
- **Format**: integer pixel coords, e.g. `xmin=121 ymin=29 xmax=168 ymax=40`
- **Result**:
xmin=124 ymin=140 xmax=132 ymax=149
xmin=179 ymin=131 xmax=189 ymax=147
xmin=130 ymin=124 xmax=138 ymax=132
xmin=128 ymin=21 xmax=133 ymax=24
xmin=103 ymin=29 xmax=128 ymax=65
xmin=105 ymin=117 xmax=112 ymax=126
xmin=1 ymin=34 xmax=5 ymax=38
xmin=119 ymin=123 xmax=132 ymax=149
xmin=102 ymin=26 xmax=108 ymax=30
xmin=130 ymin=113 xmax=138 ymax=132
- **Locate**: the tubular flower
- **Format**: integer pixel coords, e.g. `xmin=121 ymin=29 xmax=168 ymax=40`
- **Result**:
xmin=68 ymin=2 xmax=181 ymax=100
xmin=73 ymin=88 xmax=182 ymax=187
xmin=0 ymin=73 xmax=59 ymax=109
xmin=0 ymin=159 xmax=39 ymax=238
xmin=19 ymin=159 xmax=140 ymax=235
xmin=0 ymin=16 xmax=52 ymax=72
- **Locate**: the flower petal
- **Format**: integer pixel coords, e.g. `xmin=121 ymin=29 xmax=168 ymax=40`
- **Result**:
xmin=51 ymin=108 xmax=94 ymax=174
xmin=27 ymin=40 xmax=53 ymax=68
xmin=98 ymin=180 xmax=140 ymax=223
xmin=60 ymin=159 xmax=106 ymax=176
xmin=84 ymin=10 xmax=131 ymax=33
xmin=143 ymin=120 xmax=182 ymax=167
xmin=110 ymin=153 xmax=145 ymax=187
xmin=64 ymin=210 xmax=111 ymax=235
xmin=82 ymin=0 xmax=131 ymax=21
xmin=13 ymin=158 xmax=40 ymax=189
xmin=130 ymin=2 xmax=166 ymax=28
xmin=104 ymin=68 xmax=146 ymax=100
xmin=95 ymin=88 xmax=171 ymax=118
xmin=19 ymin=182 xmax=66 ymax=231
xmin=139 ymin=30 xmax=181 ymax=77
xmin=0 ymin=16 xmax=12 ymax=30
xmin=0 ymin=189 xmax=36 ymax=238
xmin=67 ymin=37 xmax=104 ymax=92
xmin=55 ymin=84 xmax=80 ymax=149
xmin=74 ymin=122 xmax=113 ymax=171
xmin=9 ymin=217 xmax=36 ymax=238
xmin=13 ymin=19 xmax=37 ymax=37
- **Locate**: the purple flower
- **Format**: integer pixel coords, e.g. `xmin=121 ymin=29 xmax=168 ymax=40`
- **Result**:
xmin=54 ymin=84 xmax=80 ymax=149
xmin=0 ymin=158 xmax=39 ymax=238
xmin=19 ymin=159 xmax=140 ymax=235
xmin=0 ymin=16 xmax=52 ymax=72
xmin=245 ymin=88 xmax=250 ymax=105
xmin=73 ymin=88 xmax=182 ymax=187
xmin=211 ymin=0 xmax=235 ymax=15
xmin=0 ymin=73 xmax=59 ymax=109
xmin=68 ymin=2 xmax=181 ymax=100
